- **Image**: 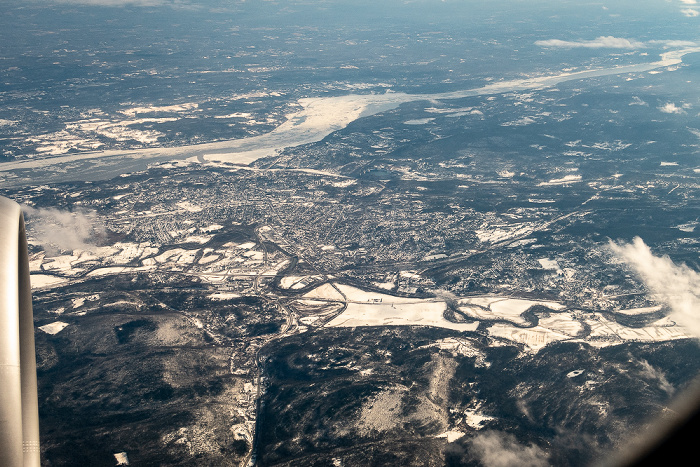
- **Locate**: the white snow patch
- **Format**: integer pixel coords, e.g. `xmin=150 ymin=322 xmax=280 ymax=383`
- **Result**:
xmin=428 ymin=337 xmax=489 ymax=366
xmin=120 ymin=102 xmax=198 ymax=116
xmin=177 ymin=201 xmax=203 ymax=212
xmin=614 ymin=305 xmax=663 ymax=316
xmin=214 ymin=112 xmax=252 ymax=119
xmin=487 ymin=323 xmax=572 ymax=352
xmin=528 ymin=198 xmax=556 ymax=204
xmin=154 ymin=249 xmax=199 ymax=265
xmin=208 ymin=292 xmax=241 ymax=301
xmin=331 ymin=179 xmax=357 ymax=188
xmin=299 ymin=316 xmax=320 ymax=325
xmin=39 ymin=322 xmax=70 ymax=335
xmin=280 ymin=276 xmax=311 ymax=289
xmin=676 ymin=222 xmax=697 ymax=232
xmin=304 ymin=283 xmax=345 ymax=301
xmin=422 ymin=253 xmax=448 ymax=261
xmin=113 ymin=452 xmax=130 ymax=465
xmin=537 ymin=258 xmax=561 ymax=271
xmin=87 ymin=267 xmax=127 ymax=277
xmin=435 ymin=430 xmax=465 ymax=442
xmin=181 ymin=234 xmax=213 ymax=244
xmin=463 ymin=407 xmax=495 ymax=429
xmin=475 ymin=224 xmax=536 ymax=244
xmin=198 ymin=254 xmax=220 ymax=264
xmin=404 ymin=118 xmax=435 ymax=125
xmin=538 ymin=174 xmax=582 ymax=186
xmin=30 ymin=274 xmax=68 ymax=289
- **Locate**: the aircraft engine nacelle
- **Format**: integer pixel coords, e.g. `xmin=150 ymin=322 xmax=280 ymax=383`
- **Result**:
xmin=0 ymin=196 xmax=40 ymax=467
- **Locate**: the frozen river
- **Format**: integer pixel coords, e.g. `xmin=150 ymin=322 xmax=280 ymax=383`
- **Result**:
xmin=1 ymin=48 xmax=698 ymax=187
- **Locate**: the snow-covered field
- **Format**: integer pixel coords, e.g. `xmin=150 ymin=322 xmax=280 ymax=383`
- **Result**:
xmin=30 ymin=274 xmax=69 ymax=289
xmin=28 ymin=231 xmax=694 ymax=353
xmin=486 ymin=309 xmax=690 ymax=352
xmin=279 ymin=275 xmax=323 ymax=290
xmin=487 ymin=323 xmax=574 ymax=352
xmin=306 ymin=283 xmax=478 ymax=331
xmin=458 ymin=296 xmax=565 ymax=326
xmin=328 ymin=300 xmax=479 ymax=332
xmin=586 ymin=315 xmax=690 ymax=344
xmin=27 ymin=237 xmax=286 ymax=290
xmin=305 ymin=283 xmax=691 ymax=352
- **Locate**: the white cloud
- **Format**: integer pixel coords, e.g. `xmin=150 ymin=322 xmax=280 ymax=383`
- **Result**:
xmin=637 ymin=360 xmax=675 ymax=396
xmin=648 ymin=39 xmax=699 ymax=47
xmin=51 ymin=0 xmax=168 ymax=5
xmin=679 ymin=0 xmax=697 ymax=5
xmin=609 ymin=237 xmax=700 ymax=339
xmin=535 ymin=36 xmax=645 ymax=49
xmin=469 ymin=431 xmax=549 ymax=467
xmin=658 ymin=102 xmax=686 ymax=114
xmin=681 ymin=8 xmax=700 ymax=17
xmin=536 ymin=38 xmax=698 ymax=50
xmin=23 ymin=206 xmax=105 ymax=253
xmin=629 ymin=96 xmax=648 ymax=106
